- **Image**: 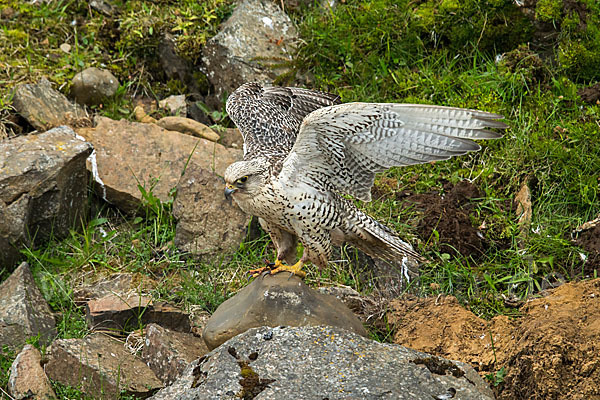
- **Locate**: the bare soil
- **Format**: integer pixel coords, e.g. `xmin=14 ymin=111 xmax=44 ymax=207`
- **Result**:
xmin=388 ymin=279 xmax=600 ymax=400
xmin=401 ymin=181 xmax=489 ymax=259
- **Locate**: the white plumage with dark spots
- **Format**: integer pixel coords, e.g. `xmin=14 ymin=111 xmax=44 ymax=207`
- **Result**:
xmin=224 ymin=82 xmax=507 ymax=277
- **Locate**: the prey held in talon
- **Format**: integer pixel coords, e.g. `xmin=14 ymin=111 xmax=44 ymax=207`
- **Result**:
xmin=224 ymin=82 xmax=506 ymax=279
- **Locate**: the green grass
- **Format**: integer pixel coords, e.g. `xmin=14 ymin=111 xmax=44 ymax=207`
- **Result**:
xmin=1 ymin=0 xmax=599 ymax=397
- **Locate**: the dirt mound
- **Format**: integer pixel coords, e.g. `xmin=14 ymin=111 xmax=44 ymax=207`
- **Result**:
xmin=402 ymin=181 xmax=487 ymax=259
xmin=575 ymin=224 xmax=600 ymax=274
xmin=389 ymin=279 xmax=600 ymax=399
xmin=578 ymin=83 xmax=600 ymax=104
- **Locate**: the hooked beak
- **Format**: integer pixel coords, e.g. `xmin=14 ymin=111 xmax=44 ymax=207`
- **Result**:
xmin=224 ymin=184 xmax=236 ymax=204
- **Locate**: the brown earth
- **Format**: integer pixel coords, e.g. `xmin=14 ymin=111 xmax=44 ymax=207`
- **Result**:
xmin=401 ymin=181 xmax=489 ymax=259
xmin=575 ymin=225 xmax=600 ymax=275
xmin=388 ymin=279 xmax=600 ymax=400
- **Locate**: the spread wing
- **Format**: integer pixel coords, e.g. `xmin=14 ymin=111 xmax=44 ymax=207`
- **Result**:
xmin=225 ymin=82 xmax=341 ymax=161
xmin=280 ymin=103 xmax=507 ymax=201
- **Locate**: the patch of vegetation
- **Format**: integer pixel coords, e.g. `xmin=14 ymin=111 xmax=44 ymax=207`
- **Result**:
xmin=295 ymin=0 xmax=600 ymax=316
xmin=0 ymin=0 xmax=234 ymax=133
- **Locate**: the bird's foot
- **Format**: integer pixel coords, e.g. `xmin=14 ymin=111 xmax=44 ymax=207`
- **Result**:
xmin=247 ymin=259 xmax=306 ymax=279
xmin=269 ymin=259 xmax=306 ymax=279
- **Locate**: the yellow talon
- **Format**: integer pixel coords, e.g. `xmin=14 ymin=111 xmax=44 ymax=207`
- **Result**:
xmin=270 ymin=260 xmax=306 ymax=278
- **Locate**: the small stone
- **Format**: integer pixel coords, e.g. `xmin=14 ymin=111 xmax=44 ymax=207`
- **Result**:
xmin=141 ymin=324 xmax=209 ymax=385
xmin=159 ymin=95 xmax=187 ymax=116
xmin=157 ymin=116 xmax=220 ymax=142
xmin=59 ymin=43 xmax=71 ymax=53
xmin=8 ymin=344 xmax=56 ymax=400
xmin=89 ymin=0 xmax=116 ymax=15
xmin=202 ymin=273 xmax=368 ymax=350
xmin=86 ymin=293 xmax=191 ymax=333
xmin=133 ymin=104 xmax=157 ymax=123
xmin=71 ymin=67 xmax=120 ymax=106
xmin=0 ymin=262 xmax=57 ymax=350
xmin=45 ymin=333 xmax=163 ymax=398
xmin=12 ymin=78 xmax=88 ymax=131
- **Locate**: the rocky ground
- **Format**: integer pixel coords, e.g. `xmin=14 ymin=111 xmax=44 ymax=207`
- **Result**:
xmin=1 ymin=0 xmax=600 ymax=399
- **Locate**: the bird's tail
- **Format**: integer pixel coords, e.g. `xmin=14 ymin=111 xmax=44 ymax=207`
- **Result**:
xmin=341 ymin=203 xmax=423 ymax=262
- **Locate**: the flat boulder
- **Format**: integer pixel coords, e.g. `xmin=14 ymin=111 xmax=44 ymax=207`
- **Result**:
xmin=150 ymin=325 xmax=493 ymax=400
xmin=202 ymin=0 xmax=297 ymax=98
xmin=202 ymin=273 xmax=368 ymax=350
xmin=12 ymin=78 xmax=88 ymax=131
xmin=46 ymin=333 xmax=163 ymax=398
xmin=173 ymin=163 xmax=250 ymax=258
xmin=86 ymin=293 xmax=191 ymax=333
xmin=0 ymin=262 xmax=56 ymax=350
xmin=0 ymin=126 xmax=92 ymax=267
xmin=77 ymin=116 xmax=242 ymax=213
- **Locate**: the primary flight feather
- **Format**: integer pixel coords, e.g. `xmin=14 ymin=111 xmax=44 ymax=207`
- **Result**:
xmin=224 ymin=82 xmax=506 ymax=277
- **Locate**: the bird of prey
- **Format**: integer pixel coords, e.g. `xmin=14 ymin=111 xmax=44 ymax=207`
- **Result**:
xmin=224 ymin=82 xmax=506 ymax=277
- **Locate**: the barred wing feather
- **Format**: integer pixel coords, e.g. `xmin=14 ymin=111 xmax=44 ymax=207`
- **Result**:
xmin=282 ymin=103 xmax=507 ymax=201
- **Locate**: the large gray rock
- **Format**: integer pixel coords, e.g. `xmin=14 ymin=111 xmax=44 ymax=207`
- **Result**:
xmin=203 ymin=274 xmax=368 ymax=350
xmin=8 ymin=344 xmax=56 ymax=400
xmin=76 ymin=116 xmax=242 ymax=213
xmin=71 ymin=67 xmax=120 ymax=106
xmin=46 ymin=333 xmax=163 ymax=398
xmin=12 ymin=78 xmax=88 ymax=131
xmin=0 ymin=262 xmax=57 ymax=350
xmin=0 ymin=126 xmax=92 ymax=267
xmin=141 ymin=323 xmax=209 ymax=385
xmin=150 ymin=325 xmax=494 ymax=400
xmin=202 ymin=0 xmax=297 ymax=99
xmin=173 ymin=163 xmax=250 ymax=258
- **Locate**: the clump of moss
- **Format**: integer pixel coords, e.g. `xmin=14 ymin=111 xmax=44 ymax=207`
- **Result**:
xmin=500 ymin=44 xmax=549 ymax=86
xmin=535 ymin=0 xmax=564 ymax=22
xmin=528 ymin=0 xmax=600 ymax=81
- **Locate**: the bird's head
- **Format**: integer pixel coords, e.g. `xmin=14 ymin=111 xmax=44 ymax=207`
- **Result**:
xmin=223 ymin=158 xmax=270 ymax=202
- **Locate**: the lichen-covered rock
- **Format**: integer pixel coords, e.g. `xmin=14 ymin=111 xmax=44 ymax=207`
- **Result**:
xmin=0 ymin=126 xmax=92 ymax=267
xmin=46 ymin=333 xmax=163 ymax=398
xmin=202 ymin=274 xmax=368 ymax=350
xmin=76 ymin=116 xmax=242 ymax=213
xmin=141 ymin=324 xmax=209 ymax=385
xmin=8 ymin=344 xmax=56 ymax=400
xmin=201 ymin=0 xmax=297 ymax=99
xmin=0 ymin=263 xmax=57 ymax=351
xmin=12 ymin=78 xmax=88 ymax=131
xmin=71 ymin=67 xmax=120 ymax=106
xmin=173 ymin=163 xmax=250 ymax=258
xmin=150 ymin=326 xmax=493 ymax=400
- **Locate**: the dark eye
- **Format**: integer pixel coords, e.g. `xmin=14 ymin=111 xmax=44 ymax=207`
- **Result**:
xmin=238 ymin=176 xmax=248 ymax=184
